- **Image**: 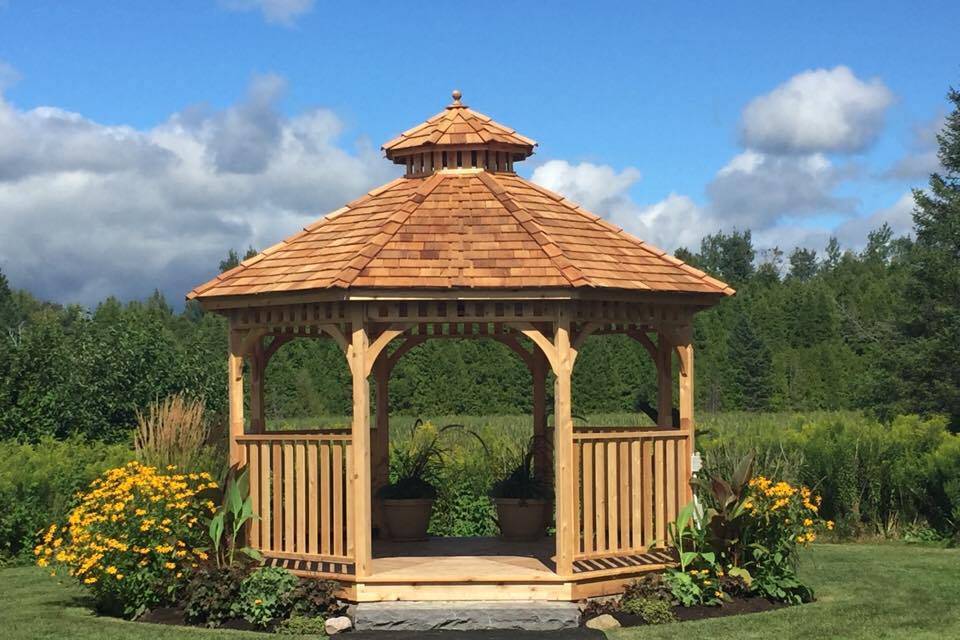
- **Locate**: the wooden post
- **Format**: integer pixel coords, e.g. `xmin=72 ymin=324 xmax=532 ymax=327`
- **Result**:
xmin=249 ymin=337 xmax=265 ymax=433
xmin=677 ymin=328 xmax=695 ymax=503
xmin=531 ymin=347 xmax=550 ymax=481
xmin=656 ymin=330 xmax=674 ymax=428
xmin=349 ymin=306 xmax=372 ymax=578
xmin=553 ymin=306 xmax=575 ymax=577
xmin=372 ymin=361 xmax=391 ymax=538
xmin=228 ymin=328 xmax=246 ymax=469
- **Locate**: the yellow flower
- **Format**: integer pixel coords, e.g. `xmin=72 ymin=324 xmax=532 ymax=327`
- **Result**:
xmin=84 ymin=577 xmax=98 ymax=584
xmin=796 ymin=536 xmax=805 ymax=543
xmin=135 ymin=509 xmax=147 ymax=516
xmin=827 ymin=520 xmax=835 ymax=530
xmin=254 ymin=598 xmax=263 ymax=605
xmin=164 ymin=562 xmax=177 ymax=570
xmin=116 ymin=574 xmax=124 ymax=580
xmin=105 ymin=566 xmax=117 ymax=575
xmin=803 ymin=518 xmax=813 ymax=527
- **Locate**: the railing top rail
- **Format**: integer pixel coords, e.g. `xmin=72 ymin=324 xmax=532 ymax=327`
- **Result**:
xmin=573 ymin=427 xmax=690 ymax=440
xmin=236 ymin=430 xmax=352 ymax=442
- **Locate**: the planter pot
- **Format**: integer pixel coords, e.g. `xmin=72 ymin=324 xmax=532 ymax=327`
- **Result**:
xmin=382 ymin=498 xmax=434 ymax=541
xmin=494 ymin=498 xmax=549 ymax=541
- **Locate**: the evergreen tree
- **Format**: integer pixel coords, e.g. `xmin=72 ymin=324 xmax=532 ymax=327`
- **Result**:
xmin=699 ymin=230 xmax=756 ymax=286
xmin=788 ymin=248 xmax=818 ymax=281
xmin=727 ymin=313 xmax=775 ymax=410
xmin=885 ymin=86 xmax=960 ymax=428
xmin=219 ymin=246 xmax=259 ymax=273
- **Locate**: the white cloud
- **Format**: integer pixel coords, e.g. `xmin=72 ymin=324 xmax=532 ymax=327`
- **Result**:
xmin=0 ymin=59 xmax=19 ymax=92
xmin=220 ymin=0 xmax=315 ymax=26
xmin=885 ymin=113 xmax=945 ymax=180
xmin=834 ymin=191 xmax=915 ymax=246
xmin=0 ymin=75 xmax=397 ymax=305
xmin=531 ymin=160 xmax=641 ymax=214
xmin=740 ymin=66 xmax=893 ymax=155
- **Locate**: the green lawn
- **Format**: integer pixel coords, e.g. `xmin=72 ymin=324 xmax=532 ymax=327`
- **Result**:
xmin=2 ymin=543 xmax=958 ymax=639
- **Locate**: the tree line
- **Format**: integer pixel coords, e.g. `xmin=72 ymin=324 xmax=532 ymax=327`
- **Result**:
xmin=1 ymin=87 xmax=958 ymax=440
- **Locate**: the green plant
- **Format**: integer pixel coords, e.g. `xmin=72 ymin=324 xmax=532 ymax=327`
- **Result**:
xmin=489 ymin=435 xmax=552 ymax=501
xmin=378 ymin=419 xmax=484 ymax=500
xmin=620 ymin=595 xmax=676 ymax=624
xmin=622 ymin=573 xmax=673 ymax=602
xmin=234 ymin=565 xmax=297 ymax=628
xmin=34 ymin=461 xmax=216 ymax=618
xmin=182 ymin=563 xmax=251 ymax=627
xmin=134 ymin=393 xmax=210 ymax=472
xmin=694 ymin=453 xmax=755 ymax=566
xmin=208 ymin=469 xmax=261 ymax=568
xmin=666 ymin=502 xmax=715 ymax=573
xmin=275 ymin=615 xmax=330 ymax=636
xmin=290 ymin=578 xmax=342 ymax=618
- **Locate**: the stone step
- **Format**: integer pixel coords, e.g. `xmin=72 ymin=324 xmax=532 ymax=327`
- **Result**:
xmin=353 ymin=600 xmax=582 ymax=632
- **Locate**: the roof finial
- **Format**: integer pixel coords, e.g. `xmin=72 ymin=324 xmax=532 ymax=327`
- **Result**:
xmin=450 ymin=89 xmax=462 ymax=106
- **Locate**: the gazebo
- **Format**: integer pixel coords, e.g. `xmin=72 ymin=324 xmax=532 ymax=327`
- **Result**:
xmin=188 ymin=91 xmax=733 ymax=602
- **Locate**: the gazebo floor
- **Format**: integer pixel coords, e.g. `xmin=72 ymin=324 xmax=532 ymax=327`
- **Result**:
xmin=330 ymin=536 xmax=674 ymax=602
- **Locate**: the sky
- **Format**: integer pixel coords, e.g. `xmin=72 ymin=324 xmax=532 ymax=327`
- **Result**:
xmin=0 ymin=0 xmax=957 ymax=306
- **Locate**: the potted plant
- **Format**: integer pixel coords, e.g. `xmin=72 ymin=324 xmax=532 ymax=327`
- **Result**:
xmin=376 ymin=419 xmax=464 ymax=541
xmin=490 ymin=436 xmax=553 ymax=541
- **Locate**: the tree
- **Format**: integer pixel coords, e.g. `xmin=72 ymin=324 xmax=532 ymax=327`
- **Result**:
xmin=219 ymin=246 xmax=259 ymax=273
xmin=884 ymin=86 xmax=960 ymax=429
xmin=699 ymin=230 xmax=756 ymax=286
xmin=788 ymin=248 xmax=818 ymax=281
xmin=727 ymin=313 xmax=775 ymax=410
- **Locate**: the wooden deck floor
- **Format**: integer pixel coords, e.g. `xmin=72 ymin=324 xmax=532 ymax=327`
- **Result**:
xmin=370 ymin=536 xmax=557 ymax=583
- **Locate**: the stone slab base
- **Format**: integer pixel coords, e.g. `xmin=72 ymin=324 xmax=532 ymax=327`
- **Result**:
xmin=354 ymin=600 xmax=582 ymax=631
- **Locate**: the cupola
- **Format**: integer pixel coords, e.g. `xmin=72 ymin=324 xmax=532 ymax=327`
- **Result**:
xmin=381 ymin=90 xmax=537 ymax=177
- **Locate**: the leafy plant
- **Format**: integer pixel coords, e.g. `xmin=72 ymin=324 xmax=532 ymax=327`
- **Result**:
xmin=666 ymin=502 xmax=715 ymax=573
xmin=134 ymin=393 xmax=210 ymax=472
xmin=234 ymin=565 xmax=297 ymax=628
xmin=208 ymin=469 xmax=261 ymax=568
xmin=489 ymin=435 xmax=552 ymax=501
xmin=182 ymin=563 xmax=251 ymax=627
xmin=620 ymin=595 xmax=676 ymax=624
xmin=275 ymin=615 xmax=331 ymax=635
xmin=693 ymin=452 xmax=755 ymax=566
xmin=290 ymin=578 xmax=342 ymax=618
xmin=378 ymin=419 xmax=485 ymax=500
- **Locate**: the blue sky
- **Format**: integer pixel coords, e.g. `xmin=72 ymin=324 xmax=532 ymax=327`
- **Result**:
xmin=0 ymin=0 xmax=957 ymax=305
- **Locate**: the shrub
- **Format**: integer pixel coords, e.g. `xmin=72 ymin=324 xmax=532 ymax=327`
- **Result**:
xmin=622 ymin=573 xmax=673 ymax=603
xmin=34 ymin=461 xmax=216 ymax=618
xmin=291 ymin=578 xmax=342 ymax=618
xmin=134 ymin=393 xmax=210 ymax=472
xmin=183 ymin=563 xmax=251 ymax=627
xmin=0 ymin=437 xmax=130 ymax=561
xmin=275 ymin=615 xmax=330 ymax=636
xmin=620 ymin=596 xmax=676 ymax=624
xmin=235 ymin=566 xmax=298 ymax=628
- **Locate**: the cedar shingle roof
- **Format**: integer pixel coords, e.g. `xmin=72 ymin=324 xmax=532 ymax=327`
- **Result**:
xmin=382 ymin=91 xmax=536 ymax=160
xmin=188 ymin=169 xmax=733 ymax=300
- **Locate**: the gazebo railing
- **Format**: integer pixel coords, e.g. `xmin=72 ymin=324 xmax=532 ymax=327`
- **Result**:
xmin=238 ymin=431 xmax=354 ymax=576
xmin=573 ymin=426 xmax=691 ymax=564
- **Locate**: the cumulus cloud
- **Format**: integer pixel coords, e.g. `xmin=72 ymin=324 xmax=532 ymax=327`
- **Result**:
xmin=740 ymin=66 xmax=893 ymax=155
xmin=220 ymin=0 xmax=315 ymax=26
xmin=885 ymin=113 xmax=946 ymax=180
xmin=0 ymin=75 xmax=397 ymax=305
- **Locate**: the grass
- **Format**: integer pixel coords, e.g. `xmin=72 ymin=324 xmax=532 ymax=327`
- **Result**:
xmin=2 ymin=543 xmax=957 ymax=639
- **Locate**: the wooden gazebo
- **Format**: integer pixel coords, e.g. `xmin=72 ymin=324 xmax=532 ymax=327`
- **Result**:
xmin=188 ymin=91 xmax=733 ymax=602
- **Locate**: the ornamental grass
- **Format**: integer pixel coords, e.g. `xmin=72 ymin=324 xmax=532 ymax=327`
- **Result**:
xmin=34 ymin=461 xmax=217 ymax=618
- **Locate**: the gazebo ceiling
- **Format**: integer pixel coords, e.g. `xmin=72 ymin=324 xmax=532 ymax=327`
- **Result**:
xmin=188 ymin=92 xmax=734 ymax=302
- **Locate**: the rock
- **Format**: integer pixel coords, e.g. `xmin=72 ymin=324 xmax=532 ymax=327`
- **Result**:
xmin=354 ymin=601 xmax=581 ymax=631
xmin=325 ymin=615 xmax=353 ymax=635
xmin=585 ymin=614 xmax=621 ymax=630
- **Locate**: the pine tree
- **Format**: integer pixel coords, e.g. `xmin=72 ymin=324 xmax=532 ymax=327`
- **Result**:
xmin=727 ymin=313 xmax=775 ymax=410
xmin=890 ymin=86 xmax=960 ymax=429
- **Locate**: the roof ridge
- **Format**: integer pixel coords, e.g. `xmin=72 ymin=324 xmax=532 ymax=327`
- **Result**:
xmin=330 ymin=173 xmax=445 ymax=288
xmin=476 ymin=172 xmax=591 ymax=288
xmin=515 ymin=177 xmax=735 ymax=295
xmin=185 ymin=178 xmax=408 ymax=300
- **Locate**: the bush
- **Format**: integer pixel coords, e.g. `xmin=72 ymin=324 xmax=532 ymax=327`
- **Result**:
xmin=620 ymin=596 xmax=676 ymax=624
xmin=0 ymin=437 xmax=130 ymax=561
xmin=183 ymin=563 xmax=251 ymax=627
xmin=134 ymin=393 xmax=211 ymax=472
xmin=290 ymin=578 xmax=342 ymax=618
xmin=235 ymin=566 xmax=298 ymax=628
xmin=275 ymin=615 xmax=330 ymax=636
xmin=34 ymin=461 xmax=216 ymax=618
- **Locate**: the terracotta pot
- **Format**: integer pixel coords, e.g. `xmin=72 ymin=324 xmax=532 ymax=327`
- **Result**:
xmin=495 ymin=498 xmax=549 ymax=541
xmin=382 ymin=498 xmax=434 ymax=541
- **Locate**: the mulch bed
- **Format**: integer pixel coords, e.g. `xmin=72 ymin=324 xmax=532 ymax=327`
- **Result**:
xmin=139 ymin=606 xmax=266 ymax=632
xmin=603 ymin=596 xmax=787 ymax=628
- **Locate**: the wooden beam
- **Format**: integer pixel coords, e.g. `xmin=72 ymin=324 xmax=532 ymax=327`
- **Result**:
xmin=625 ymin=330 xmax=658 ymax=363
xmin=491 ymin=334 xmax=534 ymax=371
xmin=531 ymin=348 xmax=549 ymax=480
xmin=228 ymin=328 xmax=246 ymax=469
xmin=508 ymin=321 xmax=558 ymax=372
xmin=364 ymin=323 xmax=412 ymax=377
xmin=348 ymin=306 xmax=372 ymax=578
xmin=320 ymin=323 xmax=349 ymax=353
xmin=249 ymin=337 xmax=266 ymax=433
xmin=384 ymin=335 xmax=427 ymax=375
xmin=372 ymin=361 xmax=390 ymax=539
xmin=263 ymin=334 xmax=293 ymax=365
xmin=656 ymin=331 xmax=674 ymax=428
xmin=572 ymin=322 xmax=602 ymax=352
xmin=552 ymin=305 xmax=575 ymax=578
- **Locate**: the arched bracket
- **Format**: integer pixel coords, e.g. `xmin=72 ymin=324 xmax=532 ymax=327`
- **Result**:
xmin=319 ymin=323 xmax=349 ymax=353
xmin=381 ymin=334 xmax=427 ymax=376
xmin=508 ymin=321 xmax=559 ymax=372
xmin=626 ymin=329 xmax=658 ymax=364
xmin=262 ymin=334 xmax=293 ymax=366
xmin=572 ymin=322 xmax=602 ymax=352
xmin=492 ymin=334 xmax=534 ymax=371
xmin=364 ymin=323 xmax=414 ymax=377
